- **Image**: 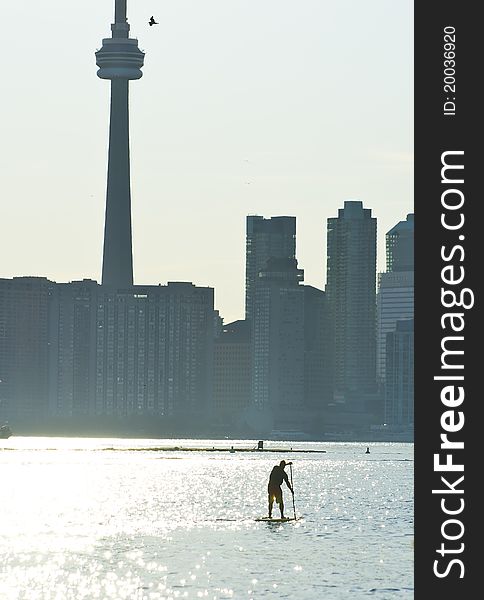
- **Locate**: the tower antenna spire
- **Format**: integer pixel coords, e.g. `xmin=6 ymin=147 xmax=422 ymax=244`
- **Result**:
xmin=115 ymin=0 xmax=127 ymax=24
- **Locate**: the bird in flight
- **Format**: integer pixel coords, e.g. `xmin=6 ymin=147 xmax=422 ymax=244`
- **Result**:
xmin=149 ymin=16 xmax=159 ymax=26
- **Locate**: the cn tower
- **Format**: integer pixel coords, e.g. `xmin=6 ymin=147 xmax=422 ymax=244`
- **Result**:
xmin=96 ymin=0 xmax=145 ymax=288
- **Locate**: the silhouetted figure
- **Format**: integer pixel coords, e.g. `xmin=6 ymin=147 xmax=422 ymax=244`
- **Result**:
xmin=149 ymin=16 xmax=159 ymax=26
xmin=365 ymin=447 xmax=370 ymax=454
xmin=267 ymin=460 xmax=293 ymax=518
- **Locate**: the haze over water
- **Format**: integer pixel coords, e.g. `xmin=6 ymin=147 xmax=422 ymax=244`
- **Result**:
xmin=1 ymin=438 xmax=413 ymax=599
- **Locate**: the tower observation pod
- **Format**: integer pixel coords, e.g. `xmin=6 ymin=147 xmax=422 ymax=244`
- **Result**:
xmin=96 ymin=0 xmax=145 ymax=288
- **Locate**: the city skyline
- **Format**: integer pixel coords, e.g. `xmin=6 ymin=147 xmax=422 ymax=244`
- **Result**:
xmin=1 ymin=1 xmax=413 ymax=323
xmin=0 ymin=204 xmax=413 ymax=434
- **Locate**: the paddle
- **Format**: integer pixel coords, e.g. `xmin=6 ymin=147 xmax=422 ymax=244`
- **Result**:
xmin=288 ymin=462 xmax=297 ymax=520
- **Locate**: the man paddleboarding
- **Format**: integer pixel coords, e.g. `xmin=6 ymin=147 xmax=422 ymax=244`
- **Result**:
xmin=267 ymin=460 xmax=293 ymax=518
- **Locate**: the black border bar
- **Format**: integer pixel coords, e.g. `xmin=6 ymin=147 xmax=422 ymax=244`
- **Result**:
xmin=415 ymin=2 xmax=480 ymax=596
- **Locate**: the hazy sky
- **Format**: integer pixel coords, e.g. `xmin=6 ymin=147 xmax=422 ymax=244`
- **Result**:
xmin=1 ymin=1 xmax=413 ymax=322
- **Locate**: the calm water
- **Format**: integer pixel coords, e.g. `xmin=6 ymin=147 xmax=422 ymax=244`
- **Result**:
xmin=0 ymin=438 xmax=413 ymax=599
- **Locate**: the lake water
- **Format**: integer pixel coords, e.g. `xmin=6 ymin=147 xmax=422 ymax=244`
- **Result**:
xmin=0 ymin=438 xmax=413 ymax=599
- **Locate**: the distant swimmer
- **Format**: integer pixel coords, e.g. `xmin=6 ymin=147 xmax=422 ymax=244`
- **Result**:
xmin=365 ymin=447 xmax=370 ymax=454
xmin=267 ymin=460 xmax=293 ymax=519
xmin=149 ymin=16 xmax=159 ymax=26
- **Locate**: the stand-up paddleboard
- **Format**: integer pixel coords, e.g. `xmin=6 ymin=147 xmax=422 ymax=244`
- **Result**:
xmin=255 ymin=516 xmax=299 ymax=522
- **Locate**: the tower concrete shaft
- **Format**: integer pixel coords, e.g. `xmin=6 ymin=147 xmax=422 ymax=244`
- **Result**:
xmin=96 ymin=1 xmax=145 ymax=288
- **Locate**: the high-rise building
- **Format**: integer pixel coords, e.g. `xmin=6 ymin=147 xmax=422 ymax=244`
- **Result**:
xmin=0 ymin=277 xmax=54 ymax=420
xmin=303 ymin=286 xmax=334 ymax=413
xmin=377 ymin=271 xmax=414 ymax=383
xmin=325 ymin=201 xmax=377 ymax=408
xmin=385 ymin=319 xmax=414 ymax=429
xmin=250 ymin=259 xmax=332 ymax=433
xmin=94 ymin=283 xmax=214 ymax=418
xmin=386 ymin=214 xmax=414 ymax=272
xmin=96 ymin=0 xmax=145 ymax=288
xmin=50 ymin=279 xmax=99 ymax=417
xmin=377 ymin=214 xmax=414 ymax=383
xmin=252 ymin=258 xmax=305 ymax=429
xmin=0 ymin=278 xmax=215 ymax=426
xmin=213 ymin=320 xmax=251 ymax=425
xmin=245 ymin=216 xmax=296 ymax=322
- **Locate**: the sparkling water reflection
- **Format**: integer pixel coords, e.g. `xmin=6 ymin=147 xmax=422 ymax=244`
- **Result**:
xmin=1 ymin=438 xmax=413 ymax=599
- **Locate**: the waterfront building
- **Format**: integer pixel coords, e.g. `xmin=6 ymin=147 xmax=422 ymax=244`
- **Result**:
xmin=0 ymin=277 xmax=54 ymax=420
xmin=245 ymin=215 xmax=296 ymax=323
xmin=325 ymin=201 xmax=377 ymax=409
xmin=377 ymin=271 xmax=414 ymax=383
xmin=213 ymin=320 xmax=251 ymax=424
xmin=385 ymin=319 xmax=414 ymax=429
xmin=0 ymin=279 xmax=215 ymax=424
xmin=250 ymin=259 xmax=333 ymax=432
xmin=377 ymin=214 xmax=414 ymax=384
xmin=94 ymin=283 xmax=214 ymax=418
xmin=386 ymin=214 xmax=414 ymax=273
